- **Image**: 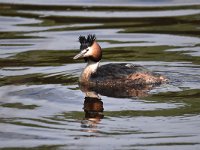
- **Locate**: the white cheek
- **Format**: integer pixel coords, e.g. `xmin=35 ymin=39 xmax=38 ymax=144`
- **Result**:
xmin=83 ymin=47 xmax=92 ymax=57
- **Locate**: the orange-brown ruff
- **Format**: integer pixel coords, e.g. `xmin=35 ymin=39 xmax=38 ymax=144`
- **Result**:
xmin=73 ymin=34 xmax=168 ymax=88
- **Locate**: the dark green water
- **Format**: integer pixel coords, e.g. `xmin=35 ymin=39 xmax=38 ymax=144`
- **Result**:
xmin=0 ymin=0 xmax=200 ymax=149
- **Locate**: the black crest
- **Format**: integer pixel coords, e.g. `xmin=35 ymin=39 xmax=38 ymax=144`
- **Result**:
xmin=79 ymin=34 xmax=96 ymax=50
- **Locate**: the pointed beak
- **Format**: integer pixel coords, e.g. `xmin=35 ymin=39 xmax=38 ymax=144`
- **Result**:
xmin=73 ymin=49 xmax=88 ymax=59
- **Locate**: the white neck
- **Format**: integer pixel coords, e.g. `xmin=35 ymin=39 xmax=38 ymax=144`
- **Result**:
xmin=79 ymin=60 xmax=100 ymax=83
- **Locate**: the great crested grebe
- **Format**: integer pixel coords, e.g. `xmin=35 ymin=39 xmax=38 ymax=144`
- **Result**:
xmin=73 ymin=34 xmax=167 ymax=88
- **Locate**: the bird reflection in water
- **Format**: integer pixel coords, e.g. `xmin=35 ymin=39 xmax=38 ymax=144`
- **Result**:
xmin=81 ymin=90 xmax=104 ymax=131
xmin=80 ymin=83 xmax=155 ymax=98
xmin=80 ymin=83 xmax=155 ymax=131
xmin=81 ymin=95 xmax=104 ymax=129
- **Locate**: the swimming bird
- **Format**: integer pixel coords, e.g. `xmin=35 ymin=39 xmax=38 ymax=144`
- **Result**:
xmin=73 ymin=34 xmax=167 ymax=89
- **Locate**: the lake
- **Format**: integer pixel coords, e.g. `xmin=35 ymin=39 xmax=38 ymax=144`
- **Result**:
xmin=0 ymin=0 xmax=200 ymax=149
